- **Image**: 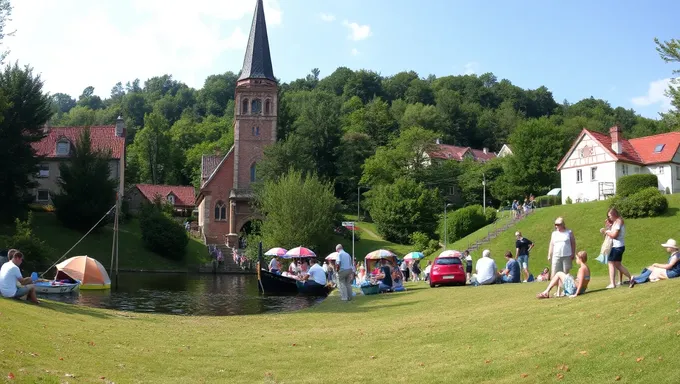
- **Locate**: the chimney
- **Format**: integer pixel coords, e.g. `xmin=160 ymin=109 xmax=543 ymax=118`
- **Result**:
xmin=610 ymin=126 xmax=622 ymax=155
xmin=42 ymin=121 xmax=51 ymax=134
xmin=435 ymin=138 xmax=441 ymax=145
xmin=483 ymin=147 xmax=488 ymax=154
xmin=115 ymin=116 xmax=125 ymax=137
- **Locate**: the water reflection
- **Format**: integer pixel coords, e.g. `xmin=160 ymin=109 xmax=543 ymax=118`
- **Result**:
xmin=42 ymin=272 xmax=324 ymax=316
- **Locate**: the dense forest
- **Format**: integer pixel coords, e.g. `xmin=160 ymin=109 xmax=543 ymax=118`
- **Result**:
xmin=49 ymin=67 xmax=675 ymax=210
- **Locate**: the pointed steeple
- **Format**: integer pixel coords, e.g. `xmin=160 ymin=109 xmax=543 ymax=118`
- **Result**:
xmin=238 ymin=0 xmax=275 ymax=82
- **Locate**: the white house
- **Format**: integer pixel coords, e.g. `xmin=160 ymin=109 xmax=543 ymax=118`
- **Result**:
xmin=497 ymin=144 xmax=513 ymax=158
xmin=557 ymin=126 xmax=680 ymax=204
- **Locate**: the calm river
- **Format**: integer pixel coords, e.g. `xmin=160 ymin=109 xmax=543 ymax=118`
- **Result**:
xmin=41 ymin=272 xmax=324 ymax=316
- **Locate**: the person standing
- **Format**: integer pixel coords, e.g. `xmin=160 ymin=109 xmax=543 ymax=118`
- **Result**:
xmin=515 ymin=231 xmax=534 ymax=282
xmin=336 ymin=244 xmax=354 ymax=301
xmin=400 ymin=259 xmax=410 ymax=282
xmin=601 ymin=207 xmax=631 ymax=289
xmin=548 ymin=217 xmax=576 ymax=296
xmin=0 ymin=250 xmax=39 ymax=304
xmin=464 ymin=250 xmax=473 ymax=283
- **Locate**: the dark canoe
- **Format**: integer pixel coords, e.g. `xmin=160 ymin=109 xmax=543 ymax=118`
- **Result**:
xmin=296 ymin=280 xmax=333 ymax=296
xmin=258 ymin=268 xmax=298 ymax=294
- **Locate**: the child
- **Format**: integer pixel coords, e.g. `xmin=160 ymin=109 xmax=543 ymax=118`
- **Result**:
xmin=464 ymin=250 xmax=473 ymax=283
xmin=537 ymin=251 xmax=590 ymax=298
xmin=536 ymin=267 xmax=550 ymax=282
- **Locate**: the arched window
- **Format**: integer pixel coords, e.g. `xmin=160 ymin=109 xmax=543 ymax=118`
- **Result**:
xmin=250 ymin=163 xmax=257 ymax=182
xmin=214 ymin=201 xmax=227 ymax=221
xmin=242 ymin=98 xmax=249 ymax=114
xmin=251 ymin=99 xmax=262 ymax=114
xmin=251 ymin=126 xmax=260 ymax=136
xmin=264 ymin=99 xmax=271 ymax=115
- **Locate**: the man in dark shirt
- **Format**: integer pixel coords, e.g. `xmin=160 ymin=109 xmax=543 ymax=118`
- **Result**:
xmin=377 ymin=259 xmax=393 ymax=292
xmin=515 ymin=231 xmax=534 ymax=282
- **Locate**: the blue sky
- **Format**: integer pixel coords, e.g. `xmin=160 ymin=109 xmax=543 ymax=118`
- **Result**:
xmin=6 ymin=0 xmax=679 ymax=118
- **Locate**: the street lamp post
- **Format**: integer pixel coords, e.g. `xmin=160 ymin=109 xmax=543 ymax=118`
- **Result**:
xmin=357 ymin=186 xmax=367 ymax=221
xmin=482 ymin=173 xmax=486 ymax=214
xmin=444 ymin=203 xmax=453 ymax=249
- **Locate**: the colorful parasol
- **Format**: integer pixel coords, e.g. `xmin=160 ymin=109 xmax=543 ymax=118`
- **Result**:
xmin=365 ymin=249 xmax=396 ymax=260
xmin=439 ymin=250 xmax=463 ymax=258
xmin=264 ymin=247 xmax=288 ymax=257
xmin=285 ymin=246 xmax=317 ymax=258
xmin=325 ymin=252 xmax=339 ymax=261
xmin=403 ymin=251 xmax=424 ymax=260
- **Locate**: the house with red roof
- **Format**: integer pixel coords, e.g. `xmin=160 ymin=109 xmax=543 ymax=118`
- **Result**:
xmin=425 ymin=139 xmax=497 ymax=164
xmin=557 ymin=126 xmax=680 ymax=204
xmin=30 ymin=118 xmax=126 ymax=205
xmin=127 ymin=184 xmax=196 ymax=214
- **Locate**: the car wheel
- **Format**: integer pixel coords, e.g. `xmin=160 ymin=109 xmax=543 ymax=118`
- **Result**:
xmin=430 ymin=282 xmax=436 ymax=288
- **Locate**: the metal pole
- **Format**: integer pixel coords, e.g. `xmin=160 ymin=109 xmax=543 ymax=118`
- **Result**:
xmin=444 ymin=203 xmax=448 ymax=249
xmin=357 ymin=186 xmax=361 ymax=221
xmin=483 ymin=173 xmax=486 ymax=214
xmin=352 ymin=223 xmax=355 ymax=266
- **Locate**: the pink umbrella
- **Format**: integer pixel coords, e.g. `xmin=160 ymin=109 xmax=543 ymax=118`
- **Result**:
xmin=285 ymin=246 xmax=317 ymax=258
xmin=326 ymin=252 xmax=339 ymax=261
xmin=264 ymin=247 xmax=288 ymax=257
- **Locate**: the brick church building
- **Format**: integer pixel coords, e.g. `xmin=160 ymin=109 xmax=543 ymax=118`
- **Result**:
xmin=196 ymin=0 xmax=276 ymax=248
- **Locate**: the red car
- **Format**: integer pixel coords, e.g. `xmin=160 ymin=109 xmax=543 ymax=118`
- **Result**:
xmin=430 ymin=255 xmax=466 ymax=287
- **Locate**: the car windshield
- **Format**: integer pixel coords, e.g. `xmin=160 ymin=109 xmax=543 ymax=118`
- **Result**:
xmin=435 ymin=257 xmax=461 ymax=265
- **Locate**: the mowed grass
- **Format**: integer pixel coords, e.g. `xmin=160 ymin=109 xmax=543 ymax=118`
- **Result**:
xmin=0 ymin=212 xmax=209 ymax=271
xmin=453 ymin=195 xmax=680 ymax=276
xmin=2 ymin=277 xmax=680 ymax=383
xmin=342 ymin=215 xmax=415 ymax=258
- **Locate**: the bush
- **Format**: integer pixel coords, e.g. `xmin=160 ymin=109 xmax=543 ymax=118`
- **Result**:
xmin=535 ymin=195 xmax=561 ymax=207
xmin=566 ymin=197 xmax=573 ymax=204
xmin=426 ymin=239 xmax=440 ymax=256
xmin=0 ymin=212 xmax=53 ymax=272
xmin=409 ymin=231 xmax=430 ymax=251
xmin=616 ymin=174 xmax=658 ymax=198
xmin=439 ymin=205 xmax=488 ymax=244
xmin=612 ymin=187 xmax=668 ymax=218
xmin=139 ymin=203 xmax=188 ymax=261
xmin=484 ymin=208 xmax=497 ymax=223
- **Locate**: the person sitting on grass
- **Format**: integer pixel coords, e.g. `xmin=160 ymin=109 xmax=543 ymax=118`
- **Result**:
xmin=536 ymin=267 xmax=550 ymax=282
xmin=537 ymin=251 xmax=590 ymax=299
xmin=629 ymin=239 xmax=680 ymax=288
xmin=471 ymin=250 xmax=497 ymax=286
xmin=375 ymin=259 xmax=394 ymax=292
xmin=498 ymin=251 xmax=521 ymax=283
xmin=0 ymin=250 xmax=39 ymax=304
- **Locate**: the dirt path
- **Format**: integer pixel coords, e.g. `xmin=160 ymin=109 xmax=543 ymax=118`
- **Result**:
xmin=357 ymin=224 xmax=381 ymax=240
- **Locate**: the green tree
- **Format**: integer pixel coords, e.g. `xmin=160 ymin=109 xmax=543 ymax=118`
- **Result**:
xmin=0 ymin=63 xmax=52 ymax=222
xmin=52 ymin=129 xmax=117 ymax=231
xmin=366 ymin=177 xmax=442 ymax=244
xmin=256 ymin=169 xmax=338 ymax=252
xmin=128 ymin=111 xmax=173 ymax=184
xmin=654 ymin=37 xmax=680 ymax=118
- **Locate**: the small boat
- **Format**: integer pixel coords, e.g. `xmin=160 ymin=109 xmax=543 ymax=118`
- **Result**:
xmin=295 ymin=280 xmax=332 ymax=296
xmin=34 ymin=280 xmax=80 ymax=294
xmin=56 ymin=256 xmax=111 ymax=290
xmin=258 ymin=268 xmax=298 ymax=294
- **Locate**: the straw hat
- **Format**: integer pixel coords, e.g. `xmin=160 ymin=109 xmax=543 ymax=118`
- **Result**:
xmin=661 ymin=239 xmax=678 ymax=249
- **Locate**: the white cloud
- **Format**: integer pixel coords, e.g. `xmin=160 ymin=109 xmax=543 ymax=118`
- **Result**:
xmin=342 ymin=20 xmax=371 ymax=41
xmin=351 ymin=48 xmax=360 ymax=56
xmin=463 ymin=62 xmax=478 ymax=75
xmin=3 ymin=0 xmax=282 ymax=98
xmin=320 ymin=13 xmax=336 ymax=22
xmin=631 ymin=78 xmax=673 ymax=112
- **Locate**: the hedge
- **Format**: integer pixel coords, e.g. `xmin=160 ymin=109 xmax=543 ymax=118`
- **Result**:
xmin=535 ymin=195 xmax=561 ymax=207
xmin=439 ymin=204 xmax=495 ymax=244
xmin=616 ymin=174 xmax=658 ymax=198
xmin=611 ymin=187 xmax=668 ymax=218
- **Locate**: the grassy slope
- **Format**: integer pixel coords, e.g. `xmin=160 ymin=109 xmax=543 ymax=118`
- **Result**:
xmin=1 ymin=212 xmax=209 ymax=271
xmin=2 ymin=278 xmax=680 ymax=383
xmin=464 ymin=195 xmax=680 ymax=276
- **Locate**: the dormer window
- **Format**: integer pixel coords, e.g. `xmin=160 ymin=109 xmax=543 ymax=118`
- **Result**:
xmin=242 ymin=98 xmax=249 ymax=114
xmin=654 ymin=144 xmax=665 ymax=153
xmin=167 ymin=194 xmax=175 ymax=205
xmin=265 ymin=99 xmax=271 ymax=115
xmin=251 ymin=99 xmax=262 ymax=114
xmin=56 ymin=140 xmax=70 ymax=156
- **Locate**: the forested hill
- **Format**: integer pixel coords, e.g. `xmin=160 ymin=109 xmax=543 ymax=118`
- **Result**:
xmin=49 ymin=68 xmax=672 ymax=203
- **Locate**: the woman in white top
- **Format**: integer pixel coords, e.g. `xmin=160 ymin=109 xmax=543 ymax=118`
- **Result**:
xmin=600 ymin=207 xmax=631 ymax=289
xmin=547 ymin=217 xmax=576 ymax=296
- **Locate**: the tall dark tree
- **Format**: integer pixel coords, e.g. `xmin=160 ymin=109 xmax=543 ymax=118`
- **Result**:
xmin=52 ymin=129 xmax=117 ymax=231
xmin=51 ymin=92 xmax=76 ymax=114
xmin=0 ymin=63 xmax=52 ymax=222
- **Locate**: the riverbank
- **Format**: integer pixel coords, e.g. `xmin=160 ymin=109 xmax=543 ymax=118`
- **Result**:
xmin=2 ymin=277 xmax=678 ymax=383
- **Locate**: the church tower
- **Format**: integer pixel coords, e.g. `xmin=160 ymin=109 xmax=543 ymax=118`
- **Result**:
xmin=233 ymin=0 xmax=277 ymax=193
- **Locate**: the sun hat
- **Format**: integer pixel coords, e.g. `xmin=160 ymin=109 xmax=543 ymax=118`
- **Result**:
xmin=661 ymin=239 xmax=678 ymax=249
xmin=554 ymin=217 xmax=564 ymax=225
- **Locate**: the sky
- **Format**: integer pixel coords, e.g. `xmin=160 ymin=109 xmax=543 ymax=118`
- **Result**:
xmin=5 ymin=0 xmax=680 ymax=119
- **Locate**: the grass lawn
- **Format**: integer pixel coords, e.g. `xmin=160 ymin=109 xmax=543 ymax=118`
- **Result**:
xmin=473 ymin=194 xmax=680 ymax=276
xmin=2 ymin=277 xmax=680 ymax=383
xmin=342 ymin=215 xmax=415 ymax=259
xmin=0 ymin=212 xmax=209 ymax=271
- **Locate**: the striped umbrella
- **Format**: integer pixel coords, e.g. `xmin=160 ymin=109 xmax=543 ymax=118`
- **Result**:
xmin=439 ymin=250 xmax=463 ymax=258
xmin=403 ymin=251 xmax=425 ymax=260
xmin=365 ymin=249 xmax=396 ymax=260
xmin=285 ymin=246 xmax=317 ymax=258
xmin=264 ymin=247 xmax=288 ymax=257
xmin=325 ymin=252 xmax=339 ymax=261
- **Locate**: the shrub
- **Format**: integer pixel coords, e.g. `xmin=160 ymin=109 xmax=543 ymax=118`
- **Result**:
xmin=566 ymin=197 xmax=573 ymax=204
xmin=425 ymin=239 xmax=440 ymax=256
xmin=616 ymin=174 xmax=658 ymax=198
xmin=535 ymin=195 xmax=561 ymax=207
xmin=612 ymin=187 xmax=668 ymax=218
xmin=0 ymin=212 xmax=53 ymax=272
xmin=139 ymin=203 xmax=188 ymax=261
xmin=665 ymin=187 xmax=671 ymax=195
xmin=484 ymin=208 xmax=497 ymax=223
xmin=439 ymin=205 xmax=488 ymax=244
xmin=409 ymin=231 xmax=430 ymax=251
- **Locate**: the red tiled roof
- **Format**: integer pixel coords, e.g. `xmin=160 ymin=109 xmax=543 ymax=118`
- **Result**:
xmin=629 ymin=131 xmax=680 ymax=164
xmin=201 ymin=155 xmax=222 ymax=179
xmin=586 ymin=129 xmax=642 ymax=164
xmin=428 ymin=144 xmax=496 ymax=162
xmin=31 ymin=126 xmax=125 ymax=159
xmin=135 ymin=184 xmax=196 ymax=207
